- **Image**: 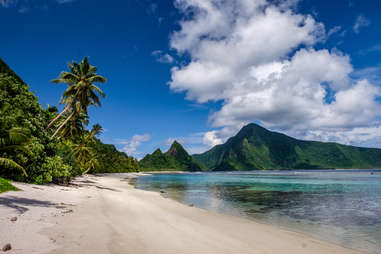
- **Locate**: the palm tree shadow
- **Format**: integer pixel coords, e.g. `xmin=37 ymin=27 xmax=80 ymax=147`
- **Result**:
xmin=0 ymin=196 xmax=58 ymax=214
xmin=72 ymin=179 xmax=121 ymax=192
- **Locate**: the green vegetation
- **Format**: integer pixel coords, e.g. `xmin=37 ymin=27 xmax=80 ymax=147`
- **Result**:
xmin=0 ymin=124 xmax=30 ymax=178
xmin=140 ymin=141 xmax=201 ymax=171
xmin=0 ymin=177 xmax=18 ymax=193
xmin=193 ymin=123 xmax=381 ymax=170
xmin=0 ymin=58 xmax=139 ymax=184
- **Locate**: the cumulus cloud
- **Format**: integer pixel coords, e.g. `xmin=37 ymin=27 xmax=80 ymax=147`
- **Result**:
xmin=152 ymin=50 xmax=175 ymax=64
xmin=168 ymin=0 xmax=381 ymax=149
xmin=353 ymin=15 xmax=371 ymax=33
xmin=119 ymin=134 xmax=152 ymax=156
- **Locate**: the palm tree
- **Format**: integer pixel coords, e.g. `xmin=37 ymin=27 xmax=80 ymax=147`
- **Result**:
xmin=47 ymin=57 xmax=106 ymax=138
xmin=0 ymin=127 xmax=30 ymax=177
xmin=71 ymin=131 xmax=99 ymax=175
xmin=57 ymin=110 xmax=89 ymax=139
xmin=91 ymin=124 xmax=103 ymax=137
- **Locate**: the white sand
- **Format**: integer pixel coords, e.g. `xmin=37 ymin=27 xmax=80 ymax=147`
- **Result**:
xmin=0 ymin=174 xmax=364 ymax=254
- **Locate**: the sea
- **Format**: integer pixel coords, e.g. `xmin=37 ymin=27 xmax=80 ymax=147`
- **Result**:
xmin=132 ymin=170 xmax=381 ymax=253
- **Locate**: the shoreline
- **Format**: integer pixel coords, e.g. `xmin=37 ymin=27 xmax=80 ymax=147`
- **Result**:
xmin=127 ymin=172 xmax=374 ymax=254
xmin=0 ymin=173 xmax=365 ymax=254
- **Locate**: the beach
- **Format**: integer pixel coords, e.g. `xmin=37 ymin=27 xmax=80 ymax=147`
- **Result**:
xmin=0 ymin=174 xmax=364 ymax=254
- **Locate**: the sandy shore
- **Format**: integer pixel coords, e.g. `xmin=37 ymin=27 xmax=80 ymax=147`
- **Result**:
xmin=0 ymin=174 xmax=364 ymax=254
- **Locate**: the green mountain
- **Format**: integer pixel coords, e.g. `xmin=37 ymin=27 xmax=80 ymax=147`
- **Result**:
xmin=193 ymin=123 xmax=381 ymax=170
xmin=140 ymin=141 xmax=201 ymax=171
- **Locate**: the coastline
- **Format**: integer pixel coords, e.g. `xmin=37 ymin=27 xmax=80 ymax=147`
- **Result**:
xmin=0 ymin=173 xmax=364 ymax=254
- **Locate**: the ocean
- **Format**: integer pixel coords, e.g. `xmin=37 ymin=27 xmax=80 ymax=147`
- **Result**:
xmin=133 ymin=170 xmax=381 ymax=253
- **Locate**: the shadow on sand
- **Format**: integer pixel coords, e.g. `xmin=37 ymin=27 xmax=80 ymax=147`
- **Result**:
xmin=0 ymin=196 xmax=58 ymax=214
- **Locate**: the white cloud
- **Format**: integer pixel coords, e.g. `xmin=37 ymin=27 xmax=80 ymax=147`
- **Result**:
xmin=353 ymin=15 xmax=371 ymax=33
xmin=327 ymin=26 xmax=341 ymax=37
xmin=203 ymin=130 xmax=223 ymax=147
xmin=152 ymin=50 xmax=175 ymax=64
xmin=168 ymin=0 xmax=381 ymax=150
xmin=118 ymin=134 xmax=152 ymax=156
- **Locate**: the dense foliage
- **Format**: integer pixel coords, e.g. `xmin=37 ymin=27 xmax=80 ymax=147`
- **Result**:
xmin=0 ymin=58 xmax=139 ymax=184
xmin=140 ymin=141 xmax=200 ymax=171
xmin=193 ymin=123 xmax=381 ymax=170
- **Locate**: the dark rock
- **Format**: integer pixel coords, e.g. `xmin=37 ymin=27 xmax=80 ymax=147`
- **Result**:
xmin=2 ymin=243 xmax=11 ymax=251
xmin=10 ymin=217 xmax=17 ymax=222
xmin=189 ymin=204 xmax=194 ymax=207
xmin=160 ymin=190 xmax=166 ymax=193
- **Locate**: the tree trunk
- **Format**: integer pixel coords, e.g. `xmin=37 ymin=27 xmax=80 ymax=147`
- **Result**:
xmin=46 ymin=102 xmax=72 ymax=130
xmin=83 ymin=166 xmax=92 ymax=175
xmin=51 ymin=112 xmax=74 ymax=139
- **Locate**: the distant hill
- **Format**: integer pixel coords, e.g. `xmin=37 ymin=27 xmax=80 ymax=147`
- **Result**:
xmin=139 ymin=141 xmax=201 ymax=171
xmin=193 ymin=123 xmax=381 ymax=170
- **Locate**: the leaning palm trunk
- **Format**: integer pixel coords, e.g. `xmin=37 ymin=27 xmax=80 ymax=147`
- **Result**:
xmin=82 ymin=167 xmax=92 ymax=175
xmin=46 ymin=100 xmax=75 ymax=130
xmin=51 ymin=112 xmax=75 ymax=138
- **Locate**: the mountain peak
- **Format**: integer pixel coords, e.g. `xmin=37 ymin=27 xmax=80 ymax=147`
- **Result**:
xmin=152 ymin=148 xmax=163 ymax=155
xmin=241 ymin=123 xmax=268 ymax=132
xmin=139 ymin=141 xmax=202 ymax=171
xmin=170 ymin=140 xmax=182 ymax=147
xmin=167 ymin=141 xmax=187 ymax=157
xmin=193 ymin=123 xmax=381 ymax=171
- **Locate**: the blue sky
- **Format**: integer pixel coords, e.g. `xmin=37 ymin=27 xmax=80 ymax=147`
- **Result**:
xmin=1 ymin=0 xmax=381 ymax=159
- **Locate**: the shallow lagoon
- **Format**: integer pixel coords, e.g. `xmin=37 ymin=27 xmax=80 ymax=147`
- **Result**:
xmin=134 ymin=170 xmax=381 ymax=253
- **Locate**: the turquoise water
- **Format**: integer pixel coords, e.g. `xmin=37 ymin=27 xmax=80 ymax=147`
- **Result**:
xmin=134 ymin=170 xmax=381 ymax=253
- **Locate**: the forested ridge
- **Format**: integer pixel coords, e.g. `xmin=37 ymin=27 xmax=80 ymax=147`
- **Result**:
xmin=194 ymin=123 xmax=381 ymax=170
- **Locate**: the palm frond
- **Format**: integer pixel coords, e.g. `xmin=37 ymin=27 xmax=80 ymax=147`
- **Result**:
xmin=80 ymin=57 xmax=90 ymax=76
xmin=88 ymin=90 xmax=102 ymax=106
xmin=87 ymin=65 xmax=98 ymax=76
xmin=87 ymin=75 xmax=106 ymax=84
xmin=90 ymin=84 xmax=106 ymax=97
xmin=59 ymin=72 xmax=80 ymax=82
xmin=0 ymin=158 xmax=28 ymax=177
xmin=91 ymin=124 xmax=103 ymax=137
xmin=8 ymin=127 xmax=30 ymax=144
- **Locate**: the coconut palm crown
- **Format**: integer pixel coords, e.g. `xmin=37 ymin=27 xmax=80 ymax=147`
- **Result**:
xmin=47 ymin=57 xmax=106 ymax=138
